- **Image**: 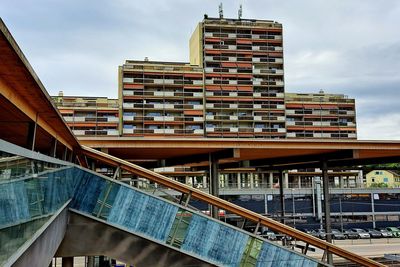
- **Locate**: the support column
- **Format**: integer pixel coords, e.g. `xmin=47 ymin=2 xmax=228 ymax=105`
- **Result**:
xmin=209 ymin=153 xmax=219 ymax=218
xmin=279 ymin=170 xmax=285 ymax=224
xmin=358 ymin=170 xmax=364 ymax=188
xmin=237 ymin=173 xmax=241 ymax=189
xmin=50 ymin=138 xmax=57 ymax=157
xmin=62 ymin=257 xmax=73 ymax=267
xmin=250 ymin=173 xmax=254 ymax=189
xmin=63 ymin=146 xmax=68 ymax=161
xmin=269 ymin=172 xmax=273 ymax=189
xmin=27 ymin=114 xmax=38 ymax=151
xmin=284 ymin=171 xmax=289 ymax=189
xmin=371 ymin=193 xmax=376 ymax=229
xmin=339 ymin=175 xmax=344 ymax=188
xmin=68 ymin=151 xmax=74 ymax=163
xmin=322 ymin=161 xmax=333 ymax=265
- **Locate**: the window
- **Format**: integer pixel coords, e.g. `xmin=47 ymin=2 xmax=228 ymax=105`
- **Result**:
xmin=383 ymin=177 xmax=389 ymax=183
xmin=147 ymin=112 xmax=161 ymax=116
xmin=187 ymin=125 xmax=201 ymax=130
xmin=123 ymin=125 xmax=135 ymax=129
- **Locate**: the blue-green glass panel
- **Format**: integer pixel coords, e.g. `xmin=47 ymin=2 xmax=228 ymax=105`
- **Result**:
xmin=71 ymin=171 xmax=107 ymax=213
xmin=0 ymin=180 xmax=30 ymax=226
xmin=41 ymin=169 xmax=74 ymax=214
xmin=181 ymin=214 xmax=248 ymax=266
xmin=107 ymin=186 xmax=178 ymax=242
xmin=256 ymin=241 xmax=318 ymax=267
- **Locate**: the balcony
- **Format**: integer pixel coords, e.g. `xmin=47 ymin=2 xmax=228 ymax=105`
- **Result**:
xmin=107 ymin=129 xmax=119 ymax=136
xmin=107 ymin=117 xmax=119 ymax=123
xmin=123 ymin=103 xmax=134 ymax=109
xmin=72 ymin=130 xmax=85 ymax=135
xmin=123 ymin=115 xmax=134 ymax=121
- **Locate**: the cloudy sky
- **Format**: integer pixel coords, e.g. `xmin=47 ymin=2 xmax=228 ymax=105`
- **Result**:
xmin=1 ymin=0 xmax=400 ymax=140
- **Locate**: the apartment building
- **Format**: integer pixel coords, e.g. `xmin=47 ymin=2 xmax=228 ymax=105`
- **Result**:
xmin=53 ymin=93 xmax=119 ymax=136
xmin=285 ymin=92 xmax=357 ymax=139
xmin=54 ymin=17 xmax=357 ymax=141
xmin=190 ymin=17 xmax=286 ymax=138
xmin=120 ymin=61 xmax=205 ymax=137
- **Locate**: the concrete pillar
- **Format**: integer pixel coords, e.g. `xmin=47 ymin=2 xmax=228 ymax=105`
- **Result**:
xmin=298 ymin=175 xmax=301 ymax=189
xmin=269 ymin=172 xmax=273 ymax=189
xmin=237 ymin=172 xmax=241 ymax=189
xmin=284 ymin=171 xmax=289 ymax=189
xmin=250 ymin=173 xmax=254 ymax=189
xmin=339 ymin=175 xmax=344 ymax=188
xmin=62 ymin=257 xmax=73 ymax=267
xmin=322 ymin=161 xmax=333 ymax=265
xmin=202 ymin=175 xmax=207 ymax=188
xmin=185 ymin=176 xmax=191 ymax=186
xmin=358 ymin=170 xmax=364 ymax=188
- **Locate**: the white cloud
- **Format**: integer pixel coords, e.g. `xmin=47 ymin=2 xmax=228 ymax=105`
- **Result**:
xmin=1 ymin=0 xmax=400 ymax=140
xmin=358 ymin=113 xmax=400 ymax=140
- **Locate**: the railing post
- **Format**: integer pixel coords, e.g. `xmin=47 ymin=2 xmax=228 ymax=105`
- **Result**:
xmin=322 ymin=160 xmax=333 ymax=265
xmin=209 ymin=153 xmax=219 ymax=218
xmin=27 ymin=113 xmax=38 ymax=151
xmin=184 ymin=191 xmax=192 ymax=207
xmin=279 ymin=170 xmax=285 ymax=224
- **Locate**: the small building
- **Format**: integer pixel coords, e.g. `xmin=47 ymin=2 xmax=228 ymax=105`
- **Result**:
xmin=366 ymin=170 xmax=400 ymax=188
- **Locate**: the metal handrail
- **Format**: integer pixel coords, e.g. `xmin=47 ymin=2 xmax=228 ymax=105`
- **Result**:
xmin=81 ymin=145 xmax=384 ymax=267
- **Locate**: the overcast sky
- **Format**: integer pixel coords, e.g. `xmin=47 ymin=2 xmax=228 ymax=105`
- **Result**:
xmin=1 ymin=0 xmax=400 ymax=140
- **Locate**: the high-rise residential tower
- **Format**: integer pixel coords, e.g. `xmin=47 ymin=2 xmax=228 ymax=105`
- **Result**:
xmin=190 ymin=17 xmax=285 ymax=138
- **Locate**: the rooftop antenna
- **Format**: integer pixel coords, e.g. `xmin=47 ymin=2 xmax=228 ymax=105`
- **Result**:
xmin=238 ymin=4 xmax=242 ymax=19
xmin=219 ymin=3 xmax=223 ymax=18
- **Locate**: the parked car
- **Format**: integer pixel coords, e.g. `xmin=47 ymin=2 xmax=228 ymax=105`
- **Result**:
xmin=262 ymin=230 xmax=277 ymax=241
xmin=276 ymin=234 xmax=293 ymax=241
xmin=331 ymin=229 xmax=346 ymax=240
xmin=350 ymin=228 xmax=371 ymax=239
xmin=365 ymin=229 xmax=382 ymax=238
xmin=303 ymin=229 xmax=319 ymax=239
xmin=374 ymin=228 xmax=393 ymax=238
xmin=343 ymin=229 xmax=360 ymax=239
xmin=386 ymin=227 xmax=400 ymax=237
xmin=315 ymin=229 xmax=327 ymax=240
